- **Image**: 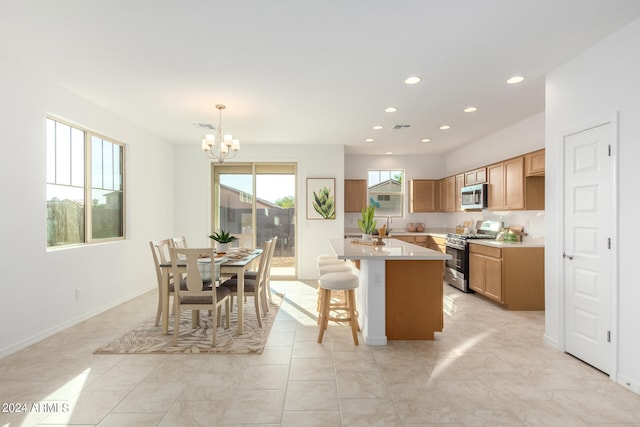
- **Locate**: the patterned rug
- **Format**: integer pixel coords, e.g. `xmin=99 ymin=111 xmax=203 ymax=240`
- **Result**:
xmin=94 ymin=293 xmax=283 ymax=354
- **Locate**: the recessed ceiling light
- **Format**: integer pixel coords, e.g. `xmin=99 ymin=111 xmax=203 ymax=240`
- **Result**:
xmin=385 ymin=151 xmax=393 ymax=155
xmin=464 ymin=106 xmax=478 ymax=113
xmin=373 ymin=125 xmax=383 ymax=130
xmin=507 ymin=75 xmax=525 ymax=84
xmin=385 ymin=107 xmax=397 ymax=113
xmin=421 ymin=138 xmax=431 ymax=143
xmin=439 ymin=125 xmax=450 ymax=130
xmin=365 ymin=138 xmax=374 ymax=143
xmin=405 ymin=76 xmax=421 ymax=85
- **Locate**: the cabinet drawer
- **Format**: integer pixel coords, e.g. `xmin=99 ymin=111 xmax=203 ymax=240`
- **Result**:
xmin=469 ymin=244 xmax=502 ymax=258
xmin=415 ymin=236 xmax=428 ymax=243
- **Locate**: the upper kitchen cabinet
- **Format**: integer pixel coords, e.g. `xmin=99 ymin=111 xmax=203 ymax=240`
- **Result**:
xmin=488 ymin=157 xmax=524 ymax=210
xmin=440 ymin=173 xmax=464 ymax=212
xmin=409 ymin=179 xmax=437 ymax=212
xmin=455 ymin=173 xmax=465 ymax=212
xmin=344 ymin=179 xmax=367 ymax=212
xmin=525 ymin=149 xmax=545 ymax=176
xmin=438 ymin=176 xmax=456 ymax=212
xmin=488 ymin=155 xmax=544 ymax=211
xmin=464 ymin=167 xmax=487 ymax=185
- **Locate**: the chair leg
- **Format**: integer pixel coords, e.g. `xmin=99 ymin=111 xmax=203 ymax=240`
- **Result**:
xmin=261 ymin=285 xmax=269 ymax=315
xmin=172 ymin=307 xmax=181 ymax=346
xmin=317 ymin=288 xmax=331 ymax=343
xmin=347 ymin=290 xmax=359 ymax=345
xmin=155 ymin=294 xmax=162 ymax=326
xmin=254 ymin=293 xmax=263 ymax=328
xmin=211 ymin=304 xmax=217 ymax=347
xmin=225 ymin=297 xmax=231 ymax=329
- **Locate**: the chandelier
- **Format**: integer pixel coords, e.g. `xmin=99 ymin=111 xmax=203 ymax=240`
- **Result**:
xmin=201 ymin=104 xmax=240 ymax=163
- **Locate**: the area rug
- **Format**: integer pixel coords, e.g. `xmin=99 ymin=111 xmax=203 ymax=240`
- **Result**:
xmin=94 ymin=293 xmax=283 ymax=355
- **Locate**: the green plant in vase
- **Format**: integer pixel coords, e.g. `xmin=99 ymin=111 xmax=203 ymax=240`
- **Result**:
xmin=358 ymin=205 xmax=377 ymax=240
xmin=208 ymin=230 xmax=237 ymax=253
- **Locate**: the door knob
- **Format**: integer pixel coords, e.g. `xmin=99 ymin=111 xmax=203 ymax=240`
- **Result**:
xmin=563 ymin=252 xmax=574 ymax=260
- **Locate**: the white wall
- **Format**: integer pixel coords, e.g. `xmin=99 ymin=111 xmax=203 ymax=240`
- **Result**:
xmin=173 ymin=143 xmax=345 ymax=280
xmin=0 ymin=61 xmax=175 ymax=357
xmin=545 ymin=17 xmax=640 ymax=393
xmin=445 ymin=112 xmax=545 ymax=175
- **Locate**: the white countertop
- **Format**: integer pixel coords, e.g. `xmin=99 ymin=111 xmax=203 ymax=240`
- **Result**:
xmin=468 ymin=240 xmax=544 ymax=248
xmin=344 ymin=228 xmax=451 ymax=239
xmin=330 ymin=238 xmax=452 ymax=260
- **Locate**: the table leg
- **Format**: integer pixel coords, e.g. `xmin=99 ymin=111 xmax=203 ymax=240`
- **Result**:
xmin=161 ymin=268 xmax=169 ymax=335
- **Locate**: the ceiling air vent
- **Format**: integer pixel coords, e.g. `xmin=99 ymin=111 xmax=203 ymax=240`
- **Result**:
xmin=392 ymin=124 xmax=411 ymax=130
xmin=194 ymin=123 xmax=216 ymax=130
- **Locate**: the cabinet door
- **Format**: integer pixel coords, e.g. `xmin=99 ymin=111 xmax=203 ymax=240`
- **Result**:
xmin=484 ymin=256 xmax=503 ymax=302
xmin=409 ymin=180 xmax=437 ymax=212
xmin=464 ymin=171 xmax=476 ymax=186
xmin=475 ymin=167 xmax=487 ymax=183
xmin=487 ymin=162 xmax=504 ymax=210
xmin=455 ymin=174 xmax=464 ymax=212
xmin=344 ymin=179 xmax=367 ymax=212
xmin=468 ymin=252 xmax=485 ymax=293
xmin=525 ymin=149 xmax=545 ymax=176
xmin=504 ymin=157 xmax=525 ymax=210
xmin=439 ymin=176 xmax=456 ymax=212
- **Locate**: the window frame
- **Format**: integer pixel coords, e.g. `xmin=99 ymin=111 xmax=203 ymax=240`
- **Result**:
xmin=367 ymin=169 xmax=405 ymax=218
xmin=46 ymin=115 xmax=126 ymax=248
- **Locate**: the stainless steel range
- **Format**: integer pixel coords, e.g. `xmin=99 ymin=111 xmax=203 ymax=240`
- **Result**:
xmin=444 ymin=220 xmax=501 ymax=292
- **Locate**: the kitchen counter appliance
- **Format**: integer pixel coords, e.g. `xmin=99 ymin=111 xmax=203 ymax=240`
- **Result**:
xmin=461 ymin=183 xmax=488 ymax=210
xmin=444 ymin=220 xmax=501 ymax=292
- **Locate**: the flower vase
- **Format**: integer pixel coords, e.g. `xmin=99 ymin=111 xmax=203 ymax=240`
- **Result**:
xmin=216 ymin=243 xmax=229 ymax=254
xmin=362 ymin=233 xmax=372 ymax=242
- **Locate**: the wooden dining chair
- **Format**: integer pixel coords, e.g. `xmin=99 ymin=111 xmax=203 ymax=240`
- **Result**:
xmin=220 ymin=239 xmax=272 ymax=328
xmin=150 ymin=239 xmax=174 ymax=326
xmin=170 ymin=236 xmax=188 ymax=248
xmin=230 ymin=236 xmax=278 ymax=311
xmin=169 ymin=247 xmax=231 ymax=346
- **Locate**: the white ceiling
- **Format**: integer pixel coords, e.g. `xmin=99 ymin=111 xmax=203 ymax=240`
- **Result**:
xmin=3 ymin=1 xmax=640 ymax=156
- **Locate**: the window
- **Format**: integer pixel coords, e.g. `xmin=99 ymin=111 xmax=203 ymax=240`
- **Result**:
xmin=46 ymin=117 xmax=125 ymax=247
xmin=367 ymin=169 xmax=404 ymax=217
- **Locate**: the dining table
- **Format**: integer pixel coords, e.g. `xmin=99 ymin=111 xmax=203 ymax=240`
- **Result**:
xmin=159 ymin=248 xmax=263 ymax=335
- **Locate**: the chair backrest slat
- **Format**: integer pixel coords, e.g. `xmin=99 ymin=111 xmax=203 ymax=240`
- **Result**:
xmin=170 ymin=247 xmax=214 ymax=294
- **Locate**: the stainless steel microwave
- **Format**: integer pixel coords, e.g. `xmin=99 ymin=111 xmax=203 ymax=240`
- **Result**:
xmin=461 ymin=183 xmax=488 ymax=210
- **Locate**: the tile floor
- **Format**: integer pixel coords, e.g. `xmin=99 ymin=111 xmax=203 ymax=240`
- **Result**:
xmin=1 ymin=280 xmax=639 ymax=426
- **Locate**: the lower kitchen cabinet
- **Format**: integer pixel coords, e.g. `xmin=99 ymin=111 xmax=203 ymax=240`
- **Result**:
xmin=468 ymin=243 xmax=545 ymax=310
xmin=393 ymin=235 xmax=428 ymax=247
xmin=427 ymin=235 xmax=446 ymax=253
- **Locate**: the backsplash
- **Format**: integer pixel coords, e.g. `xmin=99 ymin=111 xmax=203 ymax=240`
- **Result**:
xmin=345 ymin=210 xmax=544 ymax=242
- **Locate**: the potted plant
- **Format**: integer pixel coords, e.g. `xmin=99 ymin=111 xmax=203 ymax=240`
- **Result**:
xmin=358 ymin=205 xmax=377 ymax=241
xmin=209 ymin=230 xmax=237 ymax=253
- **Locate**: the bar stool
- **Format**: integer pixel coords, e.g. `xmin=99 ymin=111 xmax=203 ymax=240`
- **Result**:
xmin=317 ymin=257 xmax=345 ymax=268
xmin=316 ymin=263 xmax=353 ymax=315
xmin=317 ymin=263 xmax=352 ymax=276
xmin=317 ymin=272 xmax=360 ymax=345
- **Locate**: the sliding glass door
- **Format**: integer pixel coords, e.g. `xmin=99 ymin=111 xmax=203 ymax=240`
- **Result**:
xmin=213 ymin=163 xmax=296 ymax=278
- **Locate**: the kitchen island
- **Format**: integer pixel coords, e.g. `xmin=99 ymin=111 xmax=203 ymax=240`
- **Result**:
xmin=329 ymin=238 xmax=451 ymax=345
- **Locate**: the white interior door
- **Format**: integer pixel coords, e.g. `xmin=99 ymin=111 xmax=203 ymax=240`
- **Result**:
xmin=563 ymin=122 xmax=613 ymax=374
